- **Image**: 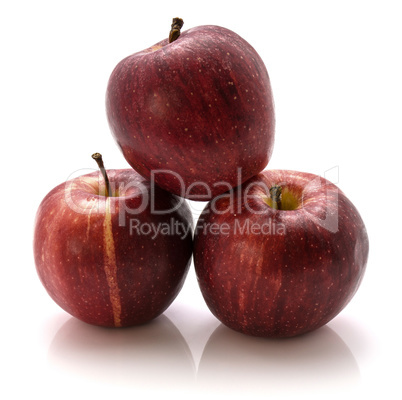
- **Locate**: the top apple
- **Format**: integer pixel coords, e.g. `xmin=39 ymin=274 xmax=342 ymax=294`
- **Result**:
xmin=106 ymin=19 xmax=275 ymax=201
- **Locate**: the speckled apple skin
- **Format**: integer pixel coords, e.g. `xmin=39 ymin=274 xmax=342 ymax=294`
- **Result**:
xmin=194 ymin=170 xmax=369 ymax=338
xmin=106 ymin=25 xmax=275 ymax=200
xmin=34 ymin=169 xmax=193 ymax=327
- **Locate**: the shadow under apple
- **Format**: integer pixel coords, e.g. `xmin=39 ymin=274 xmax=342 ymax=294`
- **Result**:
xmin=197 ymin=324 xmax=360 ymax=395
xmin=48 ymin=314 xmax=195 ymax=390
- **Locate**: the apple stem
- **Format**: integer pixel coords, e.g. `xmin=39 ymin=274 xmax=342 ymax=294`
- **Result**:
xmin=169 ymin=17 xmax=184 ymax=43
xmin=269 ymin=185 xmax=282 ymax=210
xmin=92 ymin=153 xmax=111 ymax=197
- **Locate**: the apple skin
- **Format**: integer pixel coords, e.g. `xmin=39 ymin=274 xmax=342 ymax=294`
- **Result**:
xmin=194 ymin=170 xmax=369 ymax=338
xmin=106 ymin=24 xmax=275 ymax=201
xmin=34 ymin=169 xmax=193 ymax=327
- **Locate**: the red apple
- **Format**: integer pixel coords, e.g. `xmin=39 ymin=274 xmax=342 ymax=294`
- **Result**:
xmin=34 ymin=154 xmax=193 ymax=327
xmin=106 ymin=18 xmax=275 ymax=201
xmin=194 ymin=169 xmax=369 ymax=338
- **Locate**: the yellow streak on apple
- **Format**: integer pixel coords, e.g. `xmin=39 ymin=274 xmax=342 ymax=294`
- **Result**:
xmin=150 ymin=44 xmax=163 ymax=52
xmin=103 ymin=198 xmax=122 ymax=327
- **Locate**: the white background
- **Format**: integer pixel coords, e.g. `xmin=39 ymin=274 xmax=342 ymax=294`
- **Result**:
xmin=1 ymin=1 xmax=401 ymax=399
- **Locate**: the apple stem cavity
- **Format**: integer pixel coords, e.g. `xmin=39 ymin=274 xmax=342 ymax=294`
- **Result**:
xmin=92 ymin=153 xmax=112 ymax=197
xmin=269 ymin=185 xmax=282 ymax=210
xmin=169 ymin=17 xmax=184 ymax=43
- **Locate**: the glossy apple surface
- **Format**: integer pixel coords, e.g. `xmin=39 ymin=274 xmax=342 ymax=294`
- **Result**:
xmin=106 ymin=24 xmax=275 ymax=200
xmin=194 ymin=170 xmax=369 ymax=337
xmin=34 ymin=169 xmax=193 ymax=327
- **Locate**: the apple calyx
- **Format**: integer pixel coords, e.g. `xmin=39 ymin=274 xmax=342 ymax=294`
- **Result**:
xmin=269 ymin=185 xmax=282 ymax=210
xmin=169 ymin=17 xmax=184 ymax=43
xmin=92 ymin=152 xmax=112 ymax=197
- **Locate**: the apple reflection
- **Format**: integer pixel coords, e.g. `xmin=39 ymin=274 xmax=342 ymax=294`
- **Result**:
xmin=198 ymin=324 xmax=360 ymax=395
xmin=48 ymin=315 xmax=195 ymax=389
